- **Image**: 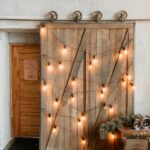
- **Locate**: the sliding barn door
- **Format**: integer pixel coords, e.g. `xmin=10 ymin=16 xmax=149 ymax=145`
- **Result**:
xmin=40 ymin=23 xmax=134 ymax=150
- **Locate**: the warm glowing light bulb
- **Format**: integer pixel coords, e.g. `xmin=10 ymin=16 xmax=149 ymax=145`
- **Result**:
xmin=103 ymin=103 xmax=108 ymax=110
xmin=89 ymin=61 xmax=93 ymax=70
xmin=121 ymin=78 xmax=126 ymax=86
xmin=40 ymin=25 xmax=46 ymax=33
xmin=70 ymin=93 xmax=75 ymax=102
xmin=81 ymin=112 xmax=86 ymax=121
xmin=78 ymin=118 xmax=82 ymax=127
xmin=48 ymin=113 xmax=52 ymax=121
xmin=119 ymin=52 xmax=123 ymax=60
xmin=102 ymin=83 xmax=107 ymax=93
xmin=125 ymin=73 xmax=131 ymax=80
xmin=127 ymin=75 xmax=131 ymax=80
xmin=54 ymin=98 xmax=59 ymax=107
xmin=111 ymin=133 xmax=115 ymax=139
xmin=92 ymin=55 xmax=97 ymax=65
xmin=81 ymin=137 xmax=86 ymax=145
xmin=52 ymin=125 xmax=57 ymax=134
xmin=109 ymin=105 xmax=114 ymax=113
xmin=47 ymin=62 xmax=53 ymax=72
xmin=43 ymin=80 xmax=47 ymax=91
xmin=130 ymin=83 xmax=136 ymax=90
xmin=72 ymin=77 xmax=76 ymax=86
xmin=100 ymin=90 xmax=104 ymax=99
xmin=58 ymin=61 xmax=64 ymax=70
xmin=123 ymin=47 xmax=128 ymax=55
xmin=62 ymin=45 xmax=67 ymax=55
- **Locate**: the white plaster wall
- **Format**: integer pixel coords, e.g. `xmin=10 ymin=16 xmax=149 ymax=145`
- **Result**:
xmin=0 ymin=0 xmax=150 ymax=19
xmin=134 ymin=22 xmax=150 ymax=115
xmin=0 ymin=31 xmax=11 ymax=150
xmin=8 ymin=33 xmax=40 ymax=44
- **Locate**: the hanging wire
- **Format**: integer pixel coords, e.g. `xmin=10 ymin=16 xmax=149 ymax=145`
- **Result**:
xmin=42 ymin=37 xmax=133 ymax=63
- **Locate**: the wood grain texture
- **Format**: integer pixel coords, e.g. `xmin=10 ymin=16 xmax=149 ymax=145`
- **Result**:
xmin=40 ymin=23 xmax=134 ymax=150
xmin=10 ymin=44 xmax=40 ymax=138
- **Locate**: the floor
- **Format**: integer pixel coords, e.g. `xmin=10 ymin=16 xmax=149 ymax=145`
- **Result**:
xmin=8 ymin=138 xmax=39 ymax=150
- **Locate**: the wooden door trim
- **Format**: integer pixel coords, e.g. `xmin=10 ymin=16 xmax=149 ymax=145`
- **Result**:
xmin=10 ymin=44 xmax=41 ymax=138
xmin=45 ymin=22 xmax=134 ymax=29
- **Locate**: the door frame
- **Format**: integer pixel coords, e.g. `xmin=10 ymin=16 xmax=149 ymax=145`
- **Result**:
xmin=10 ymin=44 xmax=41 ymax=138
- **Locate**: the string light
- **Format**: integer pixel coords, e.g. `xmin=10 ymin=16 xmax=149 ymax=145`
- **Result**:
xmin=81 ymin=112 xmax=86 ymax=121
xmin=125 ymin=73 xmax=131 ymax=80
xmin=43 ymin=80 xmax=47 ymax=91
xmin=47 ymin=62 xmax=53 ymax=72
xmin=52 ymin=125 xmax=57 ymax=134
xmin=121 ymin=78 xmax=126 ymax=86
xmin=122 ymin=47 xmax=128 ymax=55
xmin=70 ymin=93 xmax=75 ymax=102
xmin=130 ymin=82 xmax=136 ymax=90
xmin=62 ymin=45 xmax=67 ymax=55
xmin=40 ymin=24 xmax=46 ymax=33
xmin=109 ymin=104 xmax=114 ymax=113
xmin=81 ymin=137 xmax=86 ymax=145
xmin=100 ymin=90 xmax=104 ymax=99
xmin=119 ymin=51 xmax=123 ymax=60
xmin=103 ymin=103 xmax=108 ymax=110
xmin=54 ymin=98 xmax=59 ymax=107
xmin=89 ymin=61 xmax=93 ymax=70
xmin=58 ymin=61 xmax=64 ymax=70
xmin=77 ymin=118 xmax=82 ymax=127
xmin=71 ymin=77 xmax=77 ymax=86
xmin=111 ymin=132 xmax=115 ymax=139
xmin=102 ymin=83 xmax=107 ymax=93
xmin=92 ymin=55 xmax=97 ymax=65
xmin=48 ymin=113 xmax=52 ymax=121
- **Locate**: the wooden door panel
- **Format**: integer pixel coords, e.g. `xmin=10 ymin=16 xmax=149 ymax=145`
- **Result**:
xmin=20 ymin=97 xmax=40 ymax=105
xmin=11 ymin=44 xmax=40 ymax=137
xmin=20 ymin=83 xmax=40 ymax=98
